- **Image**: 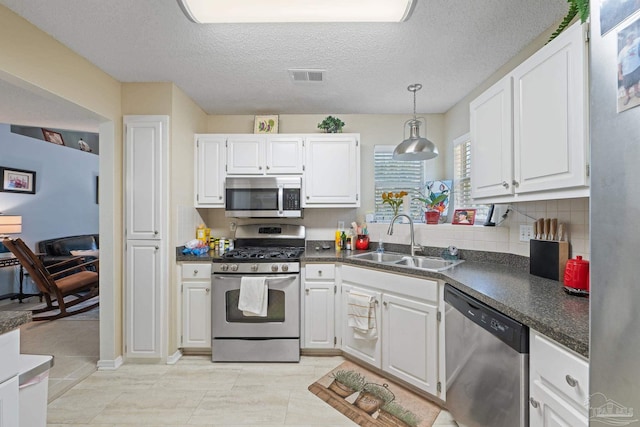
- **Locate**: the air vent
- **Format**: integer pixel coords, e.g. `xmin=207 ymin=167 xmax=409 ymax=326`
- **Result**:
xmin=288 ymin=69 xmax=325 ymax=83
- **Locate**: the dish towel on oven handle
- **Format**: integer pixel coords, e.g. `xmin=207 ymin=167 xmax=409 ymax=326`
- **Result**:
xmin=238 ymin=276 xmax=268 ymax=317
xmin=347 ymin=290 xmax=378 ymax=340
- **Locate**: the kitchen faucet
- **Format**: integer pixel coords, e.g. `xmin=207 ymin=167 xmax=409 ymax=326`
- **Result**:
xmin=387 ymin=214 xmax=421 ymax=256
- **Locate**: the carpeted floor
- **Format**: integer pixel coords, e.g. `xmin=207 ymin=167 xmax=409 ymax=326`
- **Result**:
xmin=309 ymin=360 xmax=441 ymax=427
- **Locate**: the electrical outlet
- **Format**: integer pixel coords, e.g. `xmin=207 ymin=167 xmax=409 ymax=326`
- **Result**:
xmin=519 ymin=225 xmax=534 ymax=242
xmin=230 ymin=222 xmax=237 ymax=232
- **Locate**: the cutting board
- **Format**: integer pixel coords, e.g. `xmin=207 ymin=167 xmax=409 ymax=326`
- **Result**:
xmin=530 ymin=239 xmax=569 ymax=281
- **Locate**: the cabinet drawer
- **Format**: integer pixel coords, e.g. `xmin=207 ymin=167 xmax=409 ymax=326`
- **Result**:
xmin=531 ymin=331 xmax=589 ymax=410
xmin=182 ymin=263 xmax=212 ymax=279
xmin=0 ymin=329 xmax=20 ymax=384
xmin=305 ymin=264 xmax=335 ymax=280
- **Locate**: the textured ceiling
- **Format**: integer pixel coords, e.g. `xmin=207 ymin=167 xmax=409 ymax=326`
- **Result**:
xmin=0 ymin=0 xmax=568 ymax=125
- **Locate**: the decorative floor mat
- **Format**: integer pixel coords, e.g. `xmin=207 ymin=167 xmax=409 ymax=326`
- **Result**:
xmin=309 ymin=360 xmax=441 ymax=427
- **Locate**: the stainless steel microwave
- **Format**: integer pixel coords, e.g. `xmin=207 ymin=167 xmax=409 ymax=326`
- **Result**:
xmin=225 ymin=177 xmax=302 ymax=218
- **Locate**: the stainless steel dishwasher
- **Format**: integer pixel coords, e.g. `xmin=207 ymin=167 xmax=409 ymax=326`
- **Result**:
xmin=444 ymin=284 xmax=529 ymax=427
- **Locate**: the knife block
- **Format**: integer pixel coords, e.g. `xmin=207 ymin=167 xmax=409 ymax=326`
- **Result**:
xmin=530 ymin=239 xmax=569 ymax=281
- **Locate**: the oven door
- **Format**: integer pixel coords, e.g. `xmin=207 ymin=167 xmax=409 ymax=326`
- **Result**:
xmin=212 ymin=274 xmax=300 ymax=338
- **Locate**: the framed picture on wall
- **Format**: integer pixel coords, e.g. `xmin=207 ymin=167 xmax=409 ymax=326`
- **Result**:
xmin=42 ymin=128 xmax=64 ymax=145
xmin=254 ymin=115 xmax=279 ymax=134
xmin=0 ymin=166 xmax=36 ymax=194
xmin=452 ymin=209 xmax=476 ymax=225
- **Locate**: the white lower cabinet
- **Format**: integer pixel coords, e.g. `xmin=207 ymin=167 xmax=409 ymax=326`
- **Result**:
xmin=0 ymin=329 xmax=19 ymax=426
xmin=382 ymin=293 xmax=439 ymax=394
xmin=0 ymin=376 xmax=18 ymax=427
xmin=529 ymin=330 xmax=589 ymax=427
xmin=302 ymin=263 xmax=337 ymax=349
xmin=341 ymin=265 xmax=443 ymax=398
xmin=181 ymin=263 xmax=212 ymax=349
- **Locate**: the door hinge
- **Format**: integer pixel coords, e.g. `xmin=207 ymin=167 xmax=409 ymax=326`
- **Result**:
xmin=302 ymin=165 xmax=305 ymax=171
xmin=586 ymin=163 xmax=590 ymax=177
xmin=225 ymin=164 xmax=228 ymax=172
xmin=437 ymin=311 xmax=442 ymax=322
xmin=181 ymin=284 xmax=183 ymax=293
xmin=225 ymin=140 xmax=228 ymax=147
xmin=356 ymin=139 xmax=359 ymax=146
xmin=356 ymin=194 xmax=359 ymax=201
xmin=334 ymin=336 xmax=337 ymax=346
xmin=180 ymin=335 xmax=183 ymax=346
xmin=334 ymin=285 xmax=337 ymax=294
xmin=196 ymin=194 xmax=199 ymax=202
xmin=437 ymin=382 xmax=442 ymax=393
xmin=196 ymin=140 xmax=199 ymax=148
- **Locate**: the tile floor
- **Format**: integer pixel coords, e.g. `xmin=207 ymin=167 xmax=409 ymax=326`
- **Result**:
xmin=47 ymin=355 xmax=458 ymax=426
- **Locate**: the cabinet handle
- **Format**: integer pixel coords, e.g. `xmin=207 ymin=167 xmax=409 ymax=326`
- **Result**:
xmin=318 ymin=270 xmax=322 ymax=276
xmin=219 ymin=196 xmax=222 ymax=200
xmin=383 ymin=301 xmax=388 ymax=307
xmin=266 ymin=165 xmax=270 ymax=170
xmin=259 ymin=166 xmax=263 ymax=170
xmin=305 ymin=289 xmax=309 ymax=295
xmin=512 ymin=180 xmax=519 ymax=187
xmin=154 ymin=230 xmax=159 ymax=235
xmin=155 ymin=246 xmax=159 ymax=250
xmin=193 ymin=270 xmax=198 ymax=275
xmin=206 ymin=288 xmax=210 ymax=293
xmin=529 ymin=397 xmax=539 ymax=408
xmin=306 ymin=196 xmax=310 ymax=200
xmin=565 ymin=375 xmax=578 ymax=387
xmin=501 ymin=181 xmax=509 ymax=189
xmin=374 ymin=299 xmax=379 ymax=305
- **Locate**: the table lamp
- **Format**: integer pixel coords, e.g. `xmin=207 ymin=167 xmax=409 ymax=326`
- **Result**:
xmin=0 ymin=215 xmax=22 ymax=237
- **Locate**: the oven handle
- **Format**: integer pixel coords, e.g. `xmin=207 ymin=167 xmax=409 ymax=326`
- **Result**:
xmin=213 ymin=275 xmax=298 ymax=282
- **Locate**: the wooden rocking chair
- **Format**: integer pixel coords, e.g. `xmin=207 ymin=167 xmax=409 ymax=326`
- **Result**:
xmin=3 ymin=237 xmax=99 ymax=321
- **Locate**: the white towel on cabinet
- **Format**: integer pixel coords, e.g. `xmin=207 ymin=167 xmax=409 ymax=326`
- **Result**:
xmin=347 ymin=291 xmax=377 ymax=340
xmin=238 ymin=276 xmax=268 ymax=317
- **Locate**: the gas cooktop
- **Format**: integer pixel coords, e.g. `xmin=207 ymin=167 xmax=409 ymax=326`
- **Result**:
xmin=222 ymin=246 xmax=305 ymax=261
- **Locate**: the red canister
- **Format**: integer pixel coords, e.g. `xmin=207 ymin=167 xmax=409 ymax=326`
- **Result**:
xmin=563 ymin=256 xmax=589 ymax=296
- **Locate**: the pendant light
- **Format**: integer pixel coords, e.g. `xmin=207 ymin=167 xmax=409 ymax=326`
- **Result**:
xmin=393 ymin=84 xmax=439 ymax=161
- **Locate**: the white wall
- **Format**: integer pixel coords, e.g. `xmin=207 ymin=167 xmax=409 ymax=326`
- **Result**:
xmin=0 ymin=122 xmax=99 ymax=295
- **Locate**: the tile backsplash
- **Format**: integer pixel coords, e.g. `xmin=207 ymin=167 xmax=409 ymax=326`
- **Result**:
xmin=189 ymin=197 xmax=590 ymax=260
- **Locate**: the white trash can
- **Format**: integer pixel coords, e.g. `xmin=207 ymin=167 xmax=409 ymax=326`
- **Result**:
xmin=19 ymin=354 xmax=53 ymax=427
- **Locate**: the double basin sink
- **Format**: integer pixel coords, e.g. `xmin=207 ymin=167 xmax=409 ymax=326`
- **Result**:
xmin=348 ymin=251 xmax=464 ymax=272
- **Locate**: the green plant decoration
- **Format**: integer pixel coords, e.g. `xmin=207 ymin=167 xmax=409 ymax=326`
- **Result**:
xmin=330 ymin=370 xmax=366 ymax=392
xmin=413 ymin=189 xmax=449 ymax=212
xmin=548 ymin=0 xmax=589 ymax=42
xmin=317 ymin=116 xmax=345 ymax=133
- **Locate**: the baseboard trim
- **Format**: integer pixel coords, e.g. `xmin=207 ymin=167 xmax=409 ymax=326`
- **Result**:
xmin=166 ymin=349 xmax=182 ymax=365
xmin=97 ymin=355 xmax=123 ymax=370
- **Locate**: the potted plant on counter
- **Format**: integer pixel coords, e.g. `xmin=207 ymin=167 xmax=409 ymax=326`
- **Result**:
xmin=414 ymin=187 xmax=449 ymax=224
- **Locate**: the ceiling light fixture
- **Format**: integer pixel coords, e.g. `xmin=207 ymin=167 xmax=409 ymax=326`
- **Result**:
xmin=177 ymin=0 xmax=416 ymax=23
xmin=393 ymin=83 xmax=438 ymax=161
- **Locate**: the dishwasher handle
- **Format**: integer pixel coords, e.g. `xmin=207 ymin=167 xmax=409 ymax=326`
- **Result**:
xmin=444 ymin=283 xmax=529 ymax=354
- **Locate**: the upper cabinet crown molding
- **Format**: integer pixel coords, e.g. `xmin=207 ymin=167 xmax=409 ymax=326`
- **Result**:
xmin=470 ymin=22 xmax=589 ymax=204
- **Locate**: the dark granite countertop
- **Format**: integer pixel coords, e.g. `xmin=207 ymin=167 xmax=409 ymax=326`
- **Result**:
xmin=0 ymin=310 xmax=31 ymax=335
xmin=177 ymin=244 xmax=589 ymax=358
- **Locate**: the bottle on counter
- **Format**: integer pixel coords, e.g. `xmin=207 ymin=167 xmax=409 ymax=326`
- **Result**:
xmin=335 ymin=230 xmax=342 ymax=251
xmin=340 ymin=231 xmax=347 ymax=250
xmin=196 ymin=224 xmax=206 ymax=242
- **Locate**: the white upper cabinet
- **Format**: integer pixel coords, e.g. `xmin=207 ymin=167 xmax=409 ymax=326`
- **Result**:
xmin=303 ymin=134 xmax=360 ymax=207
xmin=470 ymin=75 xmax=514 ymax=198
xmin=226 ymin=135 xmax=303 ymax=175
xmin=124 ymin=115 xmax=167 ymax=240
xmin=471 ymin=22 xmax=589 ymax=202
xmin=195 ymin=135 xmax=226 ymax=207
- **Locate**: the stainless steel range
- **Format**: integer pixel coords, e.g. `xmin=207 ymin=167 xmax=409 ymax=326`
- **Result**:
xmin=211 ymin=224 xmax=304 ymax=362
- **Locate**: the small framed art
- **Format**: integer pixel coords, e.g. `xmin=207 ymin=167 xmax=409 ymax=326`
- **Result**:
xmin=452 ymin=209 xmax=476 ymax=225
xmin=0 ymin=166 xmax=37 ymax=194
xmin=254 ymin=115 xmax=279 ymax=134
xmin=42 ymin=128 xmax=65 ymax=145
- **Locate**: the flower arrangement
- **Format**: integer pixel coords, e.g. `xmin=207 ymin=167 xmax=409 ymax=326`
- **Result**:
xmin=413 ymin=188 xmax=449 ymax=213
xmin=381 ymin=191 xmax=408 ymax=216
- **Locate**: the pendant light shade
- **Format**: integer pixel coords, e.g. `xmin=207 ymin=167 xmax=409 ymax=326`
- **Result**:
xmin=393 ymin=84 xmax=439 ymax=161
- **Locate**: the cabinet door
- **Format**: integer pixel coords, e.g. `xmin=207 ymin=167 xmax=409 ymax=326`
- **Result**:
xmin=382 ymin=293 xmax=439 ymax=395
xmin=266 ymin=136 xmax=304 ymax=174
xmin=195 ymin=135 xmax=225 ymax=206
xmin=0 ymin=376 xmax=18 ymax=427
xmin=182 ymin=281 xmax=212 ymax=348
xmin=124 ymin=116 xmax=167 ymax=239
xmin=125 ymin=241 xmax=162 ymax=359
xmin=530 ymin=381 xmax=588 ymax=427
xmin=341 ymin=284 xmax=382 ymax=368
xmin=513 ymin=22 xmax=587 ymax=194
xmin=304 ymin=135 xmax=360 ymax=206
xmin=303 ymin=281 xmax=335 ymax=349
xmin=470 ymin=75 xmax=514 ymax=198
xmin=226 ymin=135 xmax=266 ymax=175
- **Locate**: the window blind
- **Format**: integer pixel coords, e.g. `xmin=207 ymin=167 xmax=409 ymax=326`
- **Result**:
xmin=374 ymin=145 xmax=425 ymax=223
xmin=453 ymin=134 xmax=489 ymax=223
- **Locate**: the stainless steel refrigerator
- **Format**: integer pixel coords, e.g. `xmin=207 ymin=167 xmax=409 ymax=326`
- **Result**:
xmin=590 ymin=2 xmax=640 ymax=425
